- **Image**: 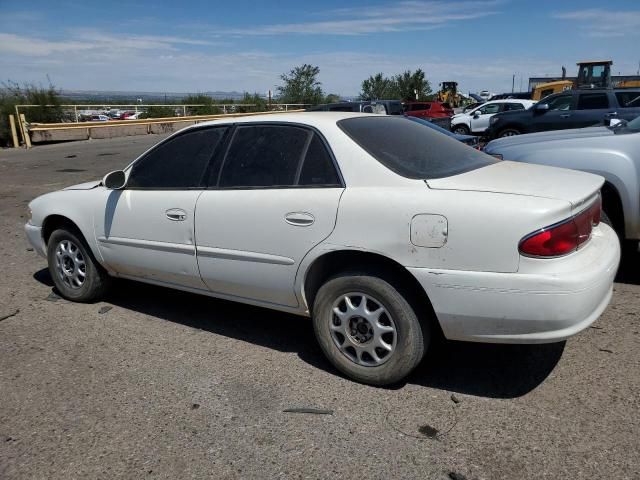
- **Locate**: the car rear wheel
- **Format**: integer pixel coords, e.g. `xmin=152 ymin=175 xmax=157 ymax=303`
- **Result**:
xmin=499 ymin=128 xmax=521 ymax=137
xmin=47 ymin=228 xmax=111 ymax=302
xmin=452 ymin=124 xmax=470 ymax=135
xmin=312 ymin=273 xmax=427 ymax=386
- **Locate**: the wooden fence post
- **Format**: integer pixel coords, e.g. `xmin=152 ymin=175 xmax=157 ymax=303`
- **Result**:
xmin=9 ymin=115 xmax=20 ymax=148
xmin=19 ymin=113 xmax=32 ymax=148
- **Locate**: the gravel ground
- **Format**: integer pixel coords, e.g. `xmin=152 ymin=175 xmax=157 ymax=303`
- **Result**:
xmin=1 ymin=136 xmax=639 ymax=480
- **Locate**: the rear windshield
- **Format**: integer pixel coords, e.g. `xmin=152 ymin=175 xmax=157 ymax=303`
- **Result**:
xmin=338 ymin=116 xmax=498 ymax=179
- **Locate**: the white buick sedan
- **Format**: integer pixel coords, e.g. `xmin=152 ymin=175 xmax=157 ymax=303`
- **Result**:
xmin=26 ymin=113 xmax=620 ymax=385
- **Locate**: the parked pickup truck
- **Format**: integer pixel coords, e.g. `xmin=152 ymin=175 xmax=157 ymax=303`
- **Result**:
xmin=486 ymin=89 xmax=640 ymax=139
xmin=484 ymin=115 xmax=640 ymax=247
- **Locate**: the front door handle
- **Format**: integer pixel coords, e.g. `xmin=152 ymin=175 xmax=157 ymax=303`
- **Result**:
xmin=166 ymin=208 xmax=187 ymax=221
xmin=560 ymin=114 xmax=571 ymax=118
xmin=285 ymin=212 xmax=315 ymax=226
xmin=605 ymin=112 xmax=618 ymax=117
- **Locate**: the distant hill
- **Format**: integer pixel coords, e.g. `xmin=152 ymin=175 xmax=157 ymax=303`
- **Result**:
xmin=59 ymin=89 xmax=256 ymax=102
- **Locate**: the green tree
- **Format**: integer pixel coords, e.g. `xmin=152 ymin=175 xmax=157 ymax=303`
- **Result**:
xmin=360 ymin=73 xmax=394 ymax=100
xmin=277 ymin=64 xmax=324 ymax=105
xmin=182 ymin=94 xmax=221 ymax=115
xmin=393 ymin=69 xmax=432 ymax=101
xmin=143 ymin=106 xmax=177 ymax=118
xmin=237 ymin=92 xmax=267 ymax=112
xmin=324 ymin=93 xmax=341 ymax=103
xmin=0 ymin=81 xmax=64 ymax=146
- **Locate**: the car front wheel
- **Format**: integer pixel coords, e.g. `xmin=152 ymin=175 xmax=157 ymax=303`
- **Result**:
xmin=452 ymin=124 xmax=470 ymax=135
xmin=47 ymin=228 xmax=111 ymax=302
xmin=499 ymin=128 xmax=521 ymax=137
xmin=312 ymin=273 xmax=427 ymax=386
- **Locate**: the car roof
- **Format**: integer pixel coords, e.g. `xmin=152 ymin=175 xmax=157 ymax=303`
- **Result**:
xmin=192 ymin=111 xmax=375 ymax=130
xmin=484 ymin=99 xmax=535 ymax=104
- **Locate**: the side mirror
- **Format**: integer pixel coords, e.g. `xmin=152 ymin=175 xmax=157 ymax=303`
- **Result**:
xmin=535 ymin=103 xmax=549 ymax=112
xmin=473 ymin=111 xmax=481 ymax=118
xmin=103 ymin=170 xmax=126 ymax=190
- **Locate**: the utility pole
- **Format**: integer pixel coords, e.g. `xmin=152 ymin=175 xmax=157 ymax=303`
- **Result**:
xmin=512 ymin=74 xmax=515 ymax=93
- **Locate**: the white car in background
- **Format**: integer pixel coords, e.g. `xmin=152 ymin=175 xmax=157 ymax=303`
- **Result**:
xmin=451 ymin=99 xmax=537 ymax=135
xmin=25 ymin=113 xmax=619 ymax=385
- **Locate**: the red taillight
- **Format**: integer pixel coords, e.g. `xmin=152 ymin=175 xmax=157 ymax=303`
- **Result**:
xmin=519 ymin=196 xmax=601 ymax=257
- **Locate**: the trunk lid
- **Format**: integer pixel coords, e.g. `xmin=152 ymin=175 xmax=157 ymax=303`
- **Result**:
xmin=427 ymin=161 xmax=603 ymax=211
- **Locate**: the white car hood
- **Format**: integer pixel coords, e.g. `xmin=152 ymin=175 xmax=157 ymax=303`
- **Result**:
xmin=427 ymin=161 xmax=603 ymax=207
xmin=63 ymin=180 xmax=101 ymax=190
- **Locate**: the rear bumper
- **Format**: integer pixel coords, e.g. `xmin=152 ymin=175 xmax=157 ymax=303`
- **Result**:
xmin=409 ymin=224 xmax=620 ymax=343
xmin=25 ymin=222 xmax=47 ymax=258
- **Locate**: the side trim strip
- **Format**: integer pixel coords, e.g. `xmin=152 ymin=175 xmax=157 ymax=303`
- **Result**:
xmin=98 ymin=236 xmax=195 ymax=254
xmin=196 ymin=246 xmax=294 ymax=265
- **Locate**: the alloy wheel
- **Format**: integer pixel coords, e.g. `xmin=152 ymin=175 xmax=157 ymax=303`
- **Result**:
xmin=329 ymin=292 xmax=397 ymax=366
xmin=54 ymin=239 xmax=86 ymax=289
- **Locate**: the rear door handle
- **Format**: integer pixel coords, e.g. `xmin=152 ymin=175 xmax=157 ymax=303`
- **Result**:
xmin=605 ymin=112 xmax=618 ymax=117
xmin=285 ymin=212 xmax=315 ymax=226
xmin=560 ymin=114 xmax=571 ymax=118
xmin=166 ymin=208 xmax=187 ymax=221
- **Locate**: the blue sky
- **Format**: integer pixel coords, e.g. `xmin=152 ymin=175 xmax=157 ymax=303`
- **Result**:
xmin=1 ymin=0 xmax=639 ymax=96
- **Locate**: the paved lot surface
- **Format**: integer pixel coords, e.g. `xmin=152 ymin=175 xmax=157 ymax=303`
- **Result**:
xmin=1 ymin=136 xmax=639 ymax=479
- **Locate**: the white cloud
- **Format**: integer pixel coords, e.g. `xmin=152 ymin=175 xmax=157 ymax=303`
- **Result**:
xmin=554 ymin=8 xmax=640 ymax=37
xmin=0 ymin=29 xmax=563 ymax=95
xmin=0 ymin=31 xmax=217 ymax=57
xmin=222 ymin=1 xmax=502 ymax=36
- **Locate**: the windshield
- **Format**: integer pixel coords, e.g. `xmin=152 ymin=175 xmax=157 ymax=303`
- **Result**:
xmin=614 ymin=115 xmax=640 ymax=133
xmin=338 ymin=116 xmax=497 ymax=179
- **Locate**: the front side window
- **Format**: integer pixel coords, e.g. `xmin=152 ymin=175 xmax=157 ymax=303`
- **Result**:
xmin=217 ymin=125 xmax=341 ymax=188
xmin=338 ymin=116 xmax=498 ymax=180
xmin=543 ymin=94 xmax=573 ymax=111
xmin=477 ymin=103 xmax=500 ymax=115
xmin=577 ymin=93 xmax=609 ymax=110
xmin=127 ymin=127 xmax=226 ymax=189
xmin=503 ymin=103 xmax=525 ymax=111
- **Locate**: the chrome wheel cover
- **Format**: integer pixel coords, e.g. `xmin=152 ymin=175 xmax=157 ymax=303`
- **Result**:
xmin=330 ymin=292 xmax=397 ymax=367
xmin=54 ymin=239 xmax=86 ymax=289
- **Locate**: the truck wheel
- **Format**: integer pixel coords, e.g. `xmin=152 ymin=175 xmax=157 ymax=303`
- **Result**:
xmin=47 ymin=228 xmax=111 ymax=303
xmin=499 ymin=128 xmax=521 ymax=137
xmin=312 ymin=272 xmax=427 ymax=386
xmin=452 ymin=124 xmax=470 ymax=135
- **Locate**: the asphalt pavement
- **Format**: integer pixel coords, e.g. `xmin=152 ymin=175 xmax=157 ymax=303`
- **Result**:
xmin=1 ymin=135 xmax=639 ymax=479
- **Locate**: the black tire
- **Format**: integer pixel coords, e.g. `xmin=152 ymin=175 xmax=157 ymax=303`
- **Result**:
xmin=47 ymin=228 xmax=111 ymax=302
xmin=312 ymin=273 xmax=427 ymax=386
xmin=452 ymin=124 xmax=470 ymax=135
xmin=498 ymin=127 xmax=521 ymax=138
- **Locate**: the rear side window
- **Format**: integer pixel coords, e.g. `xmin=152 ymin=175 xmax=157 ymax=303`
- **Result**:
xmin=338 ymin=116 xmax=498 ymax=180
xmin=577 ymin=93 xmax=609 ymax=110
xmin=299 ymin=135 xmax=341 ymax=186
xmin=217 ymin=125 xmax=342 ymax=188
xmin=219 ymin=125 xmax=308 ymax=188
xmin=411 ymin=103 xmax=429 ymax=111
xmin=128 ymin=127 xmax=226 ymax=189
xmin=616 ymin=91 xmax=640 ymax=108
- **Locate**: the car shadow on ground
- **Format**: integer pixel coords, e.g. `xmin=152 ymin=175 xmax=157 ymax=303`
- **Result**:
xmin=34 ymin=269 xmax=564 ymax=399
xmin=616 ymin=243 xmax=640 ymax=285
